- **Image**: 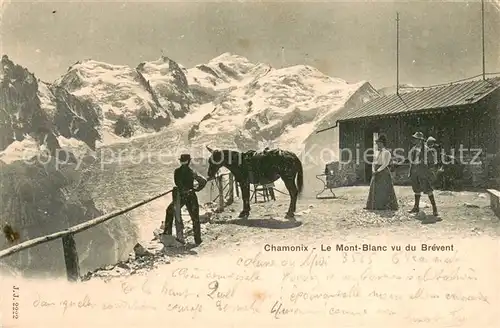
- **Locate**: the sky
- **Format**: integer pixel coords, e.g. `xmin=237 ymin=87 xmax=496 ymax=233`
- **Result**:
xmin=1 ymin=0 xmax=499 ymax=89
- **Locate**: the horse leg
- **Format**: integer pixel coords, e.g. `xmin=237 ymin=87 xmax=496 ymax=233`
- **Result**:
xmin=239 ymin=183 xmax=251 ymax=219
xmin=283 ymin=177 xmax=298 ymax=219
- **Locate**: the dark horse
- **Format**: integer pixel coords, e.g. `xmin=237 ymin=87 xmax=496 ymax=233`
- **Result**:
xmin=206 ymin=146 xmax=303 ymax=219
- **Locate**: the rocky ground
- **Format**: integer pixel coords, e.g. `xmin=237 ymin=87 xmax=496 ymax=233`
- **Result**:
xmin=81 ymin=186 xmax=500 ymax=281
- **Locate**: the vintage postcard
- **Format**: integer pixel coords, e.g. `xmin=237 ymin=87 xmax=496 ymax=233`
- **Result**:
xmin=0 ymin=0 xmax=499 ymax=327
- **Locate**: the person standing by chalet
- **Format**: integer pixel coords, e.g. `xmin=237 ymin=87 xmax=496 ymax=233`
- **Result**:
xmin=365 ymin=134 xmax=398 ymax=210
xmin=408 ymin=132 xmax=441 ymax=221
xmin=425 ymin=136 xmax=440 ymax=187
xmin=426 ymin=136 xmax=439 ymax=161
xmin=427 ymin=136 xmax=454 ymax=190
xmin=164 ymin=154 xmax=207 ymax=245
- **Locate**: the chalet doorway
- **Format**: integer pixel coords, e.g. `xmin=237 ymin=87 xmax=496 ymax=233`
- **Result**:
xmin=364 ymin=130 xmax=379 ymax=183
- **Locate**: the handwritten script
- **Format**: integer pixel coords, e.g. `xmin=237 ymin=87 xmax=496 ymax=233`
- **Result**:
xmin=2 ymin=238 xmax=498 ymax=327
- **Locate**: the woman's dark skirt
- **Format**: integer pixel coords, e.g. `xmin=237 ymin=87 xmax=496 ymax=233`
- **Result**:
xmin=365 ymin=166 xmax=399 ymax=210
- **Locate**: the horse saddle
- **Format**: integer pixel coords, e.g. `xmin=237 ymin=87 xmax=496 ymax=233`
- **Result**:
xmin=244 ymin=148 xmax=281 ymax=184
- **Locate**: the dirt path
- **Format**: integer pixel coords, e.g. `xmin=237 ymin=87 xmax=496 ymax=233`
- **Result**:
xmin=8 ymin=186 xmax=498 ymax=328
xmin=81 ymin=185 xmax=499 ymax=281
xmin=195 ymin=186 xmax=499 ymax=256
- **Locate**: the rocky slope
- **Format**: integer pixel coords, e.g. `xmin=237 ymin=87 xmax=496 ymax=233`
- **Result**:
xmin=0 ymin=55 xmax=99 ymax=164
xmin=136 ymin=56 xmax=194 ymax=119
xmin=53 ymin=57 xmax=191 ymax=145
xmin=0 ymin=52 xmax=381 ymax=277
xmin=0 ymin=157 xmax=139 ymax=278
xmin=0 ymin=54 xmax=198 ymax=165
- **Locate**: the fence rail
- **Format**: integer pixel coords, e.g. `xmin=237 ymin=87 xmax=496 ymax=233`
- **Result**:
xmin=0 ymin=172 xmax=235 ymax=282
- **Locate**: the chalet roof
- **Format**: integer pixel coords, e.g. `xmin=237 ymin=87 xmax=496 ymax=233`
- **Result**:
xmin=337 ymin=78 xmax=500 ymax=122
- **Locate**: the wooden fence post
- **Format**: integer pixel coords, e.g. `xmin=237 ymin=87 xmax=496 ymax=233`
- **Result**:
xmin=173 ymin=187 xmax=184 ymax=241
xmin=216 ymin=175 xmax=224 ymax=212
xmin=209 ymin=180 xmax=213 ymax=201
xmin=62 ymin=234 xmax=80 ymax=282
xmin=226 ymin=174 xmax=234 ymax=206
xmin=0 ymin=188 xmax=176 ymax=277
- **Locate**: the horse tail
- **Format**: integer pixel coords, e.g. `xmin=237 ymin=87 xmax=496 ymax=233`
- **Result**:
xmin=296 ymin=156 xmax=304 ymax=195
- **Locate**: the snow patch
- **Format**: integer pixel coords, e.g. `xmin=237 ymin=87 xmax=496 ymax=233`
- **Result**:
xmin=0 ymin=137 xmax=39 ymax=164
xmin=37 ymin=81 xmax=57 ymax=119
xmin=189 ymin=61 xmax=368 ymax=152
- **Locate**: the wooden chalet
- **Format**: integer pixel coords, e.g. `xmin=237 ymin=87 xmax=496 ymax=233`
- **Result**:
xmin=333 ymin=78 xmax=500 ymax=188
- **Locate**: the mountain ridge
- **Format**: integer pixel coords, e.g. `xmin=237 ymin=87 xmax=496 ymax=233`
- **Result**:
xmin=0 ymin=52 xmax=381 ymax=277
xmin=1 ymin=52 xmax=380 ymax=164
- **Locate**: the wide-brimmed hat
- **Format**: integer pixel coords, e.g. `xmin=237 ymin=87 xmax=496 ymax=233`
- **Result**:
xmin=412 ymin=131 xmax=425 ymax=140
xmin=375 ymin=134 xmax=387 ymax=145
xmin=179 ymin=154 xmax=191 ymax=162
xmin=426 ymin=136 xmax=436 ymax=143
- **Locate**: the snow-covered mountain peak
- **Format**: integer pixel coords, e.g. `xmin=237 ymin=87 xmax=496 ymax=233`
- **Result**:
xmin=186 ymin=57 xmax=377 ymax=153
xmin=1 ymin=52 xmax=380 ymax=164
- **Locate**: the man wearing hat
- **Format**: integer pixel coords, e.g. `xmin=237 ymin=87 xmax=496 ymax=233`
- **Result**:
xmin=426 ymin=136 xmax=437 ymax=149
xmin=408 ymin=132 xmax=441 ymax=220
xmin=164 ymin=153 xmax=207 ymax=245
